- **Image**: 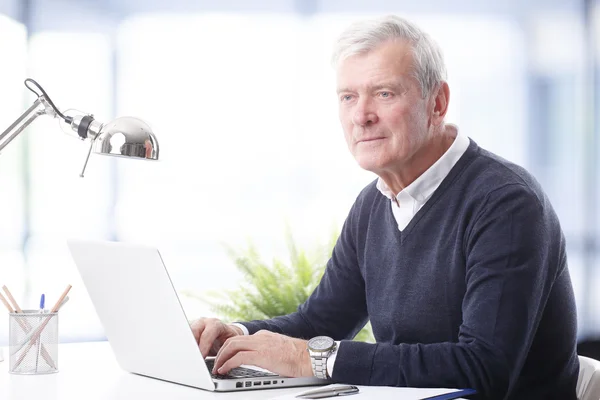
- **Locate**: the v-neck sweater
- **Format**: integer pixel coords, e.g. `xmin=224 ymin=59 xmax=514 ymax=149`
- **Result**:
xmin=241 ymin=139 xmax=579 ymax=400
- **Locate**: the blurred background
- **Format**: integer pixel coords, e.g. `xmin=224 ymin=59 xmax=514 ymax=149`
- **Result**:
xmin=0 ymin=0 xmax=599 ymax=347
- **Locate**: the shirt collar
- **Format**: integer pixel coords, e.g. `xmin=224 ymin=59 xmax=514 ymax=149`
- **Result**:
xmin=377 ymin=131 xmax=470 ymax=205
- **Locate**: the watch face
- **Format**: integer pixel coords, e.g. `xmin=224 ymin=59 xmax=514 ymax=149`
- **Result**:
xmin=309 ymin=336 xmax=334 ymax=351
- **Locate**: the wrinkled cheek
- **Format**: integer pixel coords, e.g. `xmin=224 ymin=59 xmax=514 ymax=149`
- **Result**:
xmin=343 ymin=129 xmax=354 ymax=151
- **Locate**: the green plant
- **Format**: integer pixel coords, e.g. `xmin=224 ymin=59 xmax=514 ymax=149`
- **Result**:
xmin=196 ymin=226 xmax=374 ymax=342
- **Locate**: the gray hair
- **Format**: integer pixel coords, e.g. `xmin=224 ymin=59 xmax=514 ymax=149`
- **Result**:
xmin=332 ymin=15 xmax=447 ymax=99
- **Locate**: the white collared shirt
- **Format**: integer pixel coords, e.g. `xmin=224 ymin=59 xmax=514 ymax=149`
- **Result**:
xmin=234 ymin=131 xmax=470 ymax=379
xmin=376 ymin=132 xmax=470 ymax=231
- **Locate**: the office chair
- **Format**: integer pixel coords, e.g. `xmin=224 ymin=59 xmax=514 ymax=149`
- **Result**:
xmin=577 ymin=355 xmax=600 ymax=400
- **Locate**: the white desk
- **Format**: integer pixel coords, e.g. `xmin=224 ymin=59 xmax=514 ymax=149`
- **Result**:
xmin=0 ymin=342 xmax=469 ymax=400
xmin=0 ymin=341 xmax=306 ymax=400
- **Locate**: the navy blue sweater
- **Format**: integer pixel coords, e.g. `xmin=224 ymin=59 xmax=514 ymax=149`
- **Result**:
xmin=242 ymin=139 xmax=579 ymax=399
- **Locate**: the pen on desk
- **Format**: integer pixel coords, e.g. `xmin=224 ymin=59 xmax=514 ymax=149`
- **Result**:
xmin=296 ymin=385 xmax=360 ymax=399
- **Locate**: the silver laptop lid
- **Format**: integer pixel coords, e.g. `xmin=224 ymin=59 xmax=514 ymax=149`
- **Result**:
xmin=67 ymin=240 xmax=216 ymax=391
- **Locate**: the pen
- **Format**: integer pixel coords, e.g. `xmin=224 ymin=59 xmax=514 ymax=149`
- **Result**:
xmin=51 ymin=285 xmax=72 ymax=313
xmin=58 ymin=296 xmax=70 ymax=310
xmin=35 ymin=293 xmax=45 ymax=372
xmin=10 ymin=295 xmax=70 ymax=356
xmin=296 ymin=385 xmax=360 ymax=399
xmin=0 ymin=292 xmax=14 ymax=313
xmin=2 ymin=287 xmax=57 ymax=370
xmin=2 ymin=285 xmax=23 ymax=313
xmin=13 ymin=285 xmax=72 ymax=369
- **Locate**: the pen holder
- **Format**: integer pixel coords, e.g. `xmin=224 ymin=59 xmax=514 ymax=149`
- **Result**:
xmin=9 ymin=310 xmax=59 ymax=374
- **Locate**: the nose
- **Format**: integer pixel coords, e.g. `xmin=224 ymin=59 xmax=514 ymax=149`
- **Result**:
xmin=352 ymin=98 xmax=378 ymax=126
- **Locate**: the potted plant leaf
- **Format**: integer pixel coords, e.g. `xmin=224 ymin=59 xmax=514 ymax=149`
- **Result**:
xmin=187 ymin=226 xmax=374 ymax=342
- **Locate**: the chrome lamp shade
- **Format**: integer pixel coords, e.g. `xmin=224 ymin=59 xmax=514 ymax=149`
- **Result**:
xmin=93 ymin=117 xmax=159 ymax=160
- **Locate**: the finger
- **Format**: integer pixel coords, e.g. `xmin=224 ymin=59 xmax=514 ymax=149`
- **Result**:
xmin=213 ymin=336 xmax=256 ymax=373
xmin=212 ymin=329 xmax=269 ymax=362
xmin=210 ymin=339 xmax=222 ymax=356
xmin=217 ymin=351 xmax=258 ymax=375
xmin=189 ymin=319 xmax=206 ymax=344
xmin=214 ymin=334 xmax=255 ymax=363
xmin=213 ymin=337 xmax=240 ymax=372
xmin=199 ymin=321 xmax=224 ymax=358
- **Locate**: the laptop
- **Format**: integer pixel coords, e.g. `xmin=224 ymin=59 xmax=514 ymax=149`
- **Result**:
xmin=67 ymin=239 xmax=325 ymax=392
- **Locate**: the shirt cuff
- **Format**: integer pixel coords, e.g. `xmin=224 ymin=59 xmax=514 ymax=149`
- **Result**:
xmin=231 ymin=323 xmax=249 ymax=336
xmin=327 ymin=341 xmax=341 ymax=378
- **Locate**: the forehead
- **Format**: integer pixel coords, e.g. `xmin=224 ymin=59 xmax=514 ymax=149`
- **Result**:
xmin=336 ymin=40 xmax=415 ymax=88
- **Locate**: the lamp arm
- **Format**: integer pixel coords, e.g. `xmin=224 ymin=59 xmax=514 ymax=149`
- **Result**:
xmin=0 ymin=79 xmax=159 ymax=176
xmin=0 ymin=96 xmax=58 ymax=153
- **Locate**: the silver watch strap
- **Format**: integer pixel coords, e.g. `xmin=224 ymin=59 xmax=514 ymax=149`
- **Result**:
xmin=311 ymin=356 xmax=329 ymax=379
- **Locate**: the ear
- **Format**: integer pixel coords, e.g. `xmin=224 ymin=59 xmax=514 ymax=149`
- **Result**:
xmin=431 ymin=81 xmax=450 ymax=126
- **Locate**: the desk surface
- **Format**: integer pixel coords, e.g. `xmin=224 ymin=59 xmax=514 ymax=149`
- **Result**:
xmin=0 ymin=341 xmax=309 ymax=400
xmin=0 ymin=342 xmax=469 ymax=400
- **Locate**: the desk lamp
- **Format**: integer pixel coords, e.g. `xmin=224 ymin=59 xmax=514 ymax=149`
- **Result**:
xmin=0 ymin=79 xmax=159 ymax=176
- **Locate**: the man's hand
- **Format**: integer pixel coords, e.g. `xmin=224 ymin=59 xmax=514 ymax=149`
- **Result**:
xmin=190 ymin=318 xmax=244 ymax=358
xmin=213 ymin=330 xmax=314 ymax=378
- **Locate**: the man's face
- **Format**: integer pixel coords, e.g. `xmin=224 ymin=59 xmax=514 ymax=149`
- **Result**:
xmin=336 ymin=40 xmax=433 ymax=175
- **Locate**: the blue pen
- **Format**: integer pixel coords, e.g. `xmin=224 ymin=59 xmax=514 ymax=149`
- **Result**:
xmin=36 ymin=293 xmax=45 ymax=372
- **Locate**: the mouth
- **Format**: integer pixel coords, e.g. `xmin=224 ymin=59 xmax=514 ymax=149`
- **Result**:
xmin=357 ymin=137 xmax=385 ymax=144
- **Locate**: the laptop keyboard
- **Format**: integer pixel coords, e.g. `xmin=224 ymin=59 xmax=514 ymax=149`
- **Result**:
xmin=205 ymin=359 xmax=279 ymax=380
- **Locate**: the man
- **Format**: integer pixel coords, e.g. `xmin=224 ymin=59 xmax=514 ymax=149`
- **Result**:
xmin=191 ymin=15 xmax=579 ymax=399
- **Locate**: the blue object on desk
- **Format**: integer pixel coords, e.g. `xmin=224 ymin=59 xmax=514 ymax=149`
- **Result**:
xmin=39 ymin=293 xmax=45 ymax=311
xmin=420 ymin=388 xmax=477 ymax=400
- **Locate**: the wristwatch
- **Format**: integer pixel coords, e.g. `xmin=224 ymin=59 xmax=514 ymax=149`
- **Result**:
xmin=307 ymin=336 xmax=336 ymax=379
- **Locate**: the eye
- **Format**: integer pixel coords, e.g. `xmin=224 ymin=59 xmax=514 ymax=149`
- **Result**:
xmin=340 ymin=94 xmax=353 ymax=102
xmin=378 ymin=91 xmax=392 ymax=98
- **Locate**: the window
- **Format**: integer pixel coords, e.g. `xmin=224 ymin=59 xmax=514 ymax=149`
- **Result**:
xmin=0 ymin=0 xmax=597 ymax=344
